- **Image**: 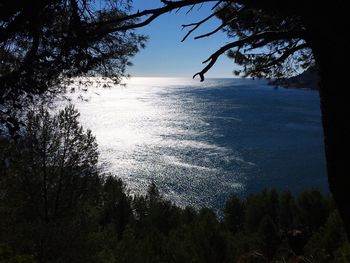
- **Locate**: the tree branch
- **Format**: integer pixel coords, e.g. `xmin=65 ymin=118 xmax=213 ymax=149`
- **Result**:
xmin=186 ymin=4 xmax=197 ymax=14
xmin=193 ymin=30 xmax=306 ymax=81
xmin=258 ymin=42 xmax=309 ymax=69
xmin=90 ymin=0 xmax=217 ymax=37
xmin=193 ymin=7 xmax=243 ymax=40
xmin=181 ymin=2 xmax=231 ymax=42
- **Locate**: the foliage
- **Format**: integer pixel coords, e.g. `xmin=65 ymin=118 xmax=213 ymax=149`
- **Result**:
xmin=92 ymin=0 xmax=318 ymax=82
xmin=0 ymin=244 xmax=36 ymax=263
xmin=1 ymin=105 xmax=348 ymax=263
xmin=0 ymin=0 xmax=146 ymax=136
xmin=215 ymin=3 xmax=313 ymax=79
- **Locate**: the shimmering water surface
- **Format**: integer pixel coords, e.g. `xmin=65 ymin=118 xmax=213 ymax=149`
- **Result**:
xmin=66 ymin=77 xmax=327 ymax=210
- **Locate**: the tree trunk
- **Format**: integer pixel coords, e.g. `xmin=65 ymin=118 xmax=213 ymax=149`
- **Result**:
xmin=318 ymin=59 xmax=350 ymax=237
xmin=305 ymin=9 xmax=350 ymax=237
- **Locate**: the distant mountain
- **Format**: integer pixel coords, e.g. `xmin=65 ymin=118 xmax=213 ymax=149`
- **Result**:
xmin=269 ymin=66 xmax=319 ymax=90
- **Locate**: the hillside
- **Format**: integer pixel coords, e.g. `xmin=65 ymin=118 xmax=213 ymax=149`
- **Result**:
xmin=269 ymin=66 xmax=319 ymax=90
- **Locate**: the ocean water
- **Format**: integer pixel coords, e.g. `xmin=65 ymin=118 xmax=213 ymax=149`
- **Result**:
xmin=66 ymin=77 xmax=327 ymax=211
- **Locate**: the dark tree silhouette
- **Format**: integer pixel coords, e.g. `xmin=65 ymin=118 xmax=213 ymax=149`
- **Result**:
xmin=0 ymin=0 xmax=146 ymax=136
xmin=101 ymin=0 xmax=349 ymax=237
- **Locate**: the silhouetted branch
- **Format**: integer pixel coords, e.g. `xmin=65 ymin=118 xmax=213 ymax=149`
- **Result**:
xmin=211 ymin=0 xmax=226 ymax=10
xmin=193 ymin=6 xmax=244 ymax=39
xmin=0 ymin=6 xmax=34 ymax=42
xmin=85 ymin=1 xmax=309 ymax=81
xmin=193 ymin=30 xmax=307 ymax=81
xmin=259 ymin=43 xmax=309 ymax=69
xmin=91 ymin=0 xmax=217 ymax=37
xmin=181 ymin=2 xmax=231 ymax=42
xmin=186 ymin=4 xmax=197 ymax=14
xmin=193 ymin=18 xmax=233 ymax=39
xmin=181 ymin=14 xmax=216 ymax=41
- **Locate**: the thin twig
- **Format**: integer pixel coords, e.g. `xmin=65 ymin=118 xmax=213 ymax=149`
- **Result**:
xmin=181 ymin=2 xmax=231 ymax=42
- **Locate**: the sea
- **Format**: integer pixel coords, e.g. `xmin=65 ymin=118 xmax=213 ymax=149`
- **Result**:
xmin=64 ymin=77 xmax=328 ymax=211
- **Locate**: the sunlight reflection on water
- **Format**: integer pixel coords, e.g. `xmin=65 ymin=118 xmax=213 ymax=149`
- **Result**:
xmin=59 ymin=77 xmax=327 ymax=211
xmin=62 ymin=78 xmax=246 ymax=209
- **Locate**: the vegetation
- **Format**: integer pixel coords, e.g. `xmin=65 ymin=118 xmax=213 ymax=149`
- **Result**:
xmin=1 ymin=106 xmax=348 ymax=263
xmin=1 ymin=1 xmax=348 ymax=239
xmin=269 ymin=66 xmax=319 ymax=90
xmin=0 ymin=0 xmax=146 ymax=136
xmin=109 ymin=0 xmax=350 ymax=238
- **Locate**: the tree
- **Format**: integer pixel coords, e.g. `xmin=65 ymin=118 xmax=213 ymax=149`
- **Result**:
xmin=0 ymin=105 xmax=102 ymax=262
xmin=0 ymin=0 xmax=146 ymax=136
xmin=99 ymin=176 xmax=133 ymax=240
xmin=98 ymin=0 xmax=349 ymax=237
xmin=257 ymin=215 xmax=280 ymax=260
xmin=278 ymin=191 xmax=296 ymax=230
xmin=224 ymin=195 xmax=244 ymax=234
xmin=296 ymin=190 xmax=330 ymax=232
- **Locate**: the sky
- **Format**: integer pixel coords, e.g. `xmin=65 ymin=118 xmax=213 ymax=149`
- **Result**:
xmin=127 ymin=0 xmax=239 ymax=78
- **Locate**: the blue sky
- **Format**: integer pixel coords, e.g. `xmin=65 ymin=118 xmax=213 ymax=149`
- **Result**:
xmin=128 ymin=0 xmax=239 ymax=78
